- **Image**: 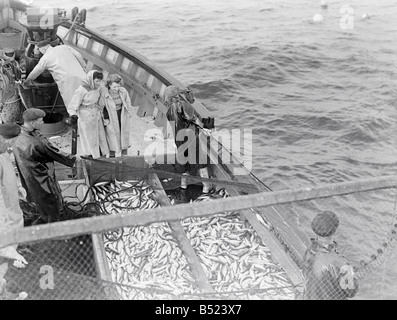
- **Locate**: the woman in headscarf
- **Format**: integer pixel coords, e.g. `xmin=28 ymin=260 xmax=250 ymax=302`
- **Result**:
xmin=68 ymin=70 xmax=109 ymax=159
xmin=99 ymin=74 xmax=132 ymax=157
xmin=0 ymin=123 xmax=28 ymax=268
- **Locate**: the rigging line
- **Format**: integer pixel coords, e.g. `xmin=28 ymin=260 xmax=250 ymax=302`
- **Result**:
xmin=62 ymin=11 xmax=81 ymax=43
xmin=355 ymin=189 xmax=397 ymax=280
xmin=380 ymin=188 xmax=397 ymax=299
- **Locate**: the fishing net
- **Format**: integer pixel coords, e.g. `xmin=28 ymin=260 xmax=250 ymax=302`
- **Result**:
xmin=0 ymin=158 xmax=396 ymax=300
xmin=0 ymin=58 xmax=23 ymax=124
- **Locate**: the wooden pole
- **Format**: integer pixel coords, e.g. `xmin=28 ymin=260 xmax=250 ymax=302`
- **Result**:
xmin=1 ymin=175 xmax=396 ymax=248
xmin=148 ymin=173 xmax=214 ymax=293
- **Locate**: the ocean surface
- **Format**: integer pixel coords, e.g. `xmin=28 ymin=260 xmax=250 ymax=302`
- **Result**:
xmin=34 ymin=0 xmax=397 ymax=299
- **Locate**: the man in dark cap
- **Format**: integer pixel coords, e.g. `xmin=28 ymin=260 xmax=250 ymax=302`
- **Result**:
xmin=12 ymin=108 xmax=76 ymax=224
xmin=301 ymin=210 xmax=359 ymax=300
xmin=24 ymin=41 xmax=86 ymax=111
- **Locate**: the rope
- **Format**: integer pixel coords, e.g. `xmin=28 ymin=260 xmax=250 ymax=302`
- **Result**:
xmin=62 ymin=12 xmax=81 ymax=43
xmin=380 ymin=190 xmax=397 ymax=298
xmin=354 ymin=190 xmax=397 ymax=280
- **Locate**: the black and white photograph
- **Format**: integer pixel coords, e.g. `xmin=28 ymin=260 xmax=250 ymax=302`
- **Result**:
xmin=0 ymin=0 xmax=396 ymax=304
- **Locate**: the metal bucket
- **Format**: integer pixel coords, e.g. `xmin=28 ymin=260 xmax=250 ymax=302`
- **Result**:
xmin=40 ymin=112 xmax=66 ymax=136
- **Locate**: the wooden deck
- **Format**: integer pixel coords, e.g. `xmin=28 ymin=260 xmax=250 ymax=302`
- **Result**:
xmin=49 ymin=108 xmax=176 ymax=163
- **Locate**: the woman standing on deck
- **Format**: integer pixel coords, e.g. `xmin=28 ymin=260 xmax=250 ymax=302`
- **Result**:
xmin=99 ymin=74 xmax=132 ymax=157
xmin=68 ymin=70 xmax=109 ymax=159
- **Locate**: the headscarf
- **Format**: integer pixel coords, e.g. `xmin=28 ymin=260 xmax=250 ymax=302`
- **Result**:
xmin=164 ymin=85 xmax=180 ymax=105
xmin=82 ymin=70 xmax=98 ymax=90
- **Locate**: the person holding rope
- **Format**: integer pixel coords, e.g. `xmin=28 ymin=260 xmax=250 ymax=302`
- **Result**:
xmin=302 ymin=210 xmax=359 ymax=300
xmin=164 ymin=85 xmax=212 ymax=202
xmin=12 ymin=108 xmax=77 ymax=224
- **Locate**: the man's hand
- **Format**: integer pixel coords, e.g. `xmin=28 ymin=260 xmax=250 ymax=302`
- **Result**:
xmin=103 ymin=119 xmax=110 ymax=126
xmin=23 ymin=79 xmax=33 ymax=87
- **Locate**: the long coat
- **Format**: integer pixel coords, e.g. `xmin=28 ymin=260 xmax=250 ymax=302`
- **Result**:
xmin=26 ymin=45 xmax=86 ymax=108
xmin=68 ymin=71 xmax=109 ymax=158
xmin=165 ymin=99 xmax=208 ymax=173
xmin=0 ymin=150 xmax=23 ymax=257
xmin=13 ymin=127 xmax=76 ymax=222
xmin=99 ymin=87 xmax=132 ymax=153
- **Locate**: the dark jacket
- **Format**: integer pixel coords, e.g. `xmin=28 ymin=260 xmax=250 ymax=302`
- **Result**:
xmin=13 ymin=127 xmax=76 ymax=222
xmin=166 ymin=99 xmax=208 ymax=172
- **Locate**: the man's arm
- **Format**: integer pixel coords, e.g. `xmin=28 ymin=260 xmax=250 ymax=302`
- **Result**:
xmin=25 ymin=56 xmax=47 ymax=82
xmin=42 ymin=139 xmax=76 ymax=168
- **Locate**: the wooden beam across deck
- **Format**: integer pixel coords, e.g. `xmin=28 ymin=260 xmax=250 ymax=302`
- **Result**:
xmin=147 ymin=172 xmax=214 ymax=293
xmin=1 ymin=175 xmax=396 ymax=250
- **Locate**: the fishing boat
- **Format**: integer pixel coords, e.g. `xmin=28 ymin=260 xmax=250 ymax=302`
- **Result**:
xmin=0 ymin=0 xmax=312 ymax=299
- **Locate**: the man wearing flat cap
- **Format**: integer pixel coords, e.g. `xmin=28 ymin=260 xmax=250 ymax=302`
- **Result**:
xmin=12 ymin=108 xmax=76 ymax=224
xmin=301 ymin=211 xmax=359 ymax=300
xmin=0 ymin=123 xmax=28 ymax=268
xmin=24 ymin=42 xmax=87 ymax=111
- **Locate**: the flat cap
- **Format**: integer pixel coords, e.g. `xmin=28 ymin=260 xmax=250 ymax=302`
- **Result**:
xmin=23 ymin=108 xmax=46 ymax=122
xmin=0 ymin=123 xmax=21 ymax=139
xmin=311 ymin=210 xmax=339 ymax=237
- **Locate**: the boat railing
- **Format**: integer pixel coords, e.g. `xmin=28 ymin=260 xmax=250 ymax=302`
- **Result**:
xmin=0 ymin=173 xmax=396 ymax=300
